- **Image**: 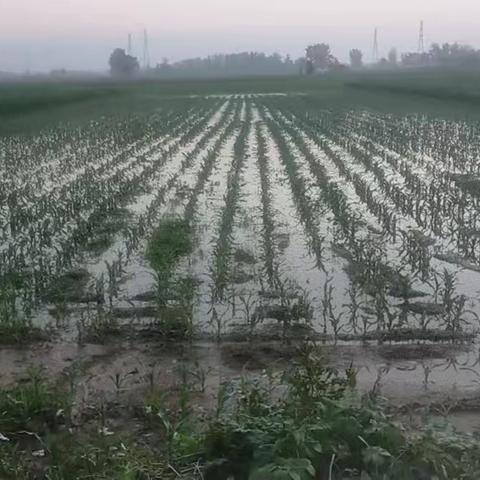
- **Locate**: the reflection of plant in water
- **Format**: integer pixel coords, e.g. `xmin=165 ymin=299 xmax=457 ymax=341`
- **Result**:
xmin=105 ymin=253 xmax=125 ymax=308
xmin=361 ymin=313 xmax=374 ymax=341
xmin=370 ymin=291 xmax=391 ymax=335
xmin=369 ymin=365 xmax=390 ymax=400
xmin=275 ymin=276 xmax=313 ymax=341
xmin=210 ymin=104 xmax=252 ymax=302
xmin=429 ymin=270 xmax=443 ymax=304
xmin=255 ymin=122 xmax=278 ymax=288
xmin=76 ymin=305 xmax=119 ymax=344
xmin=400 ymin=229 xmax=432 ymax=281
xmin=321 ymin=278 xmax=344 ymax=343
xmin=441 ymin=268 xmax=457 ymax=316
xmin=421 ymin=361 xmax=433 ymax=391
xmin=418 ymin=311 xmax=433 ymax=332
xmin=259 ymin=106 xmax=326 ymax=273
xmin=344 ymin=282 xmax=363 ymax=335
xmin=438 ymin=269 xmax=479 ymax=339
xmin=238 ymin=293 xmax=259 ymax=340
xmin=209 ymin=305 xmax=227 ymax=343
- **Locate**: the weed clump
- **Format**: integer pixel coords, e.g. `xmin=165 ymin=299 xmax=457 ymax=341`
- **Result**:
xmin=45 ymin=269 xmax=94 ymax=304
xmin=0 ymin=367 xmax=67 ymax=434
xmin=146 ymin=219 xmax=195 ymax=339
xmin=146 ymin=217 xmax=192 ymax=273
xmin=0 ymin=287 xmax=43 ymax=344
xmin=202 ymin=347 xmax=480 ymax=480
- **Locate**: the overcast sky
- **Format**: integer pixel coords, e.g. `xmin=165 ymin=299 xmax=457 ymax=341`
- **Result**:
xmin=1 ymin=0 xmax=480 ymax=72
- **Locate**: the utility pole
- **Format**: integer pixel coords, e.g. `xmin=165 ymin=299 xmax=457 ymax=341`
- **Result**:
xmin=418 ymin=20 xmax=425 ymax=54
xmin=127 ymin=33 xmax=133 ymax=56
xmin=372 ymin=27 xmax=379 ymax=63
xmin=25 ymin=51 xmax=31 ymax=76
xmin=143 ymin=29 xmax=150 ymax=70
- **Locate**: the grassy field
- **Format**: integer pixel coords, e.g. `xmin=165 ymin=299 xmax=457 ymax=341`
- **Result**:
xmin=2 ymin=71 xmax=480 ymax=478
xmin=347 ymin=67 xmax=480 ymax=104
xmin=2 ymin=68 xmax=480 ymax=134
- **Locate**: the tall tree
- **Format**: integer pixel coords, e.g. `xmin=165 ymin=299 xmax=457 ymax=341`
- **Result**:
xmin=151 ymin=51 xmax=301 ymax=78
xmin=349 ymin=49 xmax=363 ymax=69
xmin=429 ymin=43 xmax=480 ymax=66
xmin=305 ymin=58 xmax=314 ymax=75
xmin=109 ymin=49 xmax=139 ymax=76
xmin=306 ymin=43 xmax=335 ymax=71
xmin=388 ymin=48 xmax=398 ymax=66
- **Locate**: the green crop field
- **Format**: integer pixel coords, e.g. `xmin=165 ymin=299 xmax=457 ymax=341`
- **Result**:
xmin=2 ymin=71 xmax=480 ymax=479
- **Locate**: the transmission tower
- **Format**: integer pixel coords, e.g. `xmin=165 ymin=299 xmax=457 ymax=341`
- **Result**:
xmin=127 ymin=33 xmax=133 ymax=56
xmin=418 ymin=20 xmax=425 ymax=54
xmin=25 ymin=51 xmax=31 ymax=76
xmin=143 ymin=29 xmax=151 ymax=70
xmin=372 ymin=27 xmax=379 ymax=63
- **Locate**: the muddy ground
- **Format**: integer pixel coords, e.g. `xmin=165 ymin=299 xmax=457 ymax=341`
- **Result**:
xmin=3 ymin=333 xmax=480 ymax=434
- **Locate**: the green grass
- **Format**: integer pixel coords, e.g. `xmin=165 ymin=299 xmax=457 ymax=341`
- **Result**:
xmin=0 ymin=367 xmax=67 ymax=433
xmin=3 ymin=70 xmax=480 ymax=136
xmin=0 ymin=319 xmax=42 ymax=345
xmin=0 ymin=85 xmax=119 ymax=117
xmin=0 ymin=288 xmax=43 ymax=345
xmin=146 ymin=217 xmax=193 ymax=273
xmin=146 ymin=218 xmax=195 ymax=336
xmin=347 ymin=67 xmax=480 ymax=106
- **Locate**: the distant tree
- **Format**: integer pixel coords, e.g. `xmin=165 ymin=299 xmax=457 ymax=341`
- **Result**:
xmin=306 ymin=43 xmax=336 ymax=71
xmin=149 ymin=51 xmax=301 ymax=78
xmin=109 ymin=48 xmax=139 ymax=76
xmin=284 ymin=54 xmax=294 ymax=67
xmin=388 ymin=48 xmax=398 ymax=66
xmin=156 ymin=58 xmax=172 ymax=73
xmin=294 ymin=57 xmax=306 ymax=75
xmin=349 ymin=49 xmax=363 ymax=69
xmin=329 ymin=61 xmax=348 ymax=72
xmin=429 ymin=43 xmax=480 ymax=67
xmin=377 ymin=58 xmax=389 ymax=68
xmin=305 ymin=58 xmax=315 ymax=75
xmin=401 ymin=52 xmax=429 ymax=67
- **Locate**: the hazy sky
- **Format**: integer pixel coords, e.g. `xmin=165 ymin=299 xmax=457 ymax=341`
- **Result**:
xmin=1 ymin=0 xmax=480 ymax=72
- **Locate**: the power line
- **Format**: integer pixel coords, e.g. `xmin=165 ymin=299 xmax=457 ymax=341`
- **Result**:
xmin=418 ymin=20 xmax=425 ymax=54
xmin=127 ymin=33 xmax=133 ymax=56
xmin=143 ymin=29 xmax=150 ymax=70
xmin=372 ymin=27 xmax=379 ymax=63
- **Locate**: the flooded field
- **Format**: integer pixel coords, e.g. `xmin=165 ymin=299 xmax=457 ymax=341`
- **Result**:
xmin=3 ymin=88 xmax=480 ymax=477
xmin=3 ymin=95 xmax=480 ymax=334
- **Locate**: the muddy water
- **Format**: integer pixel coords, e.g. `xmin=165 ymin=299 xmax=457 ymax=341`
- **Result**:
xmin=225 ymin=112 xmax=265 ymax=326
xmin=30 ymin=103 xmax=230 ymax=337
xmin=275 ymin=106 xmax=480 ymax=329
xmin=6 ymin=94 xmax=480 ymax=436
xmin=187 ymin=131 xmax=240 ymax=333
xmin=84 ymin=102 xmax=230 ymax=278
xmin=260 ymin=122 xmax=349 ymax=332
xmin=2 ymin=337 xmax=480 ymax=432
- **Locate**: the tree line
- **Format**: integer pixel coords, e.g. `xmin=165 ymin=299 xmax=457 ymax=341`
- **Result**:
xmin=109 ymin=41 xmax=480 ymax=77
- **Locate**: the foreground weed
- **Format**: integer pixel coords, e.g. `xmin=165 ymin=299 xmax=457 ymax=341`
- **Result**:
xmin=3 ymin=346 xmax=480 ymax=479
xmin=0 ymin=287 xmax=40 ymax=344
xmin=0 ymin=366 xmax=68 ymax=434
xmin=203 ymin=346 xmax=480 ymax=480
xmin=76 ymin=306 xmax=119 ymax=344
xmin=146 ymin=217 xmax=192 ymax=274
